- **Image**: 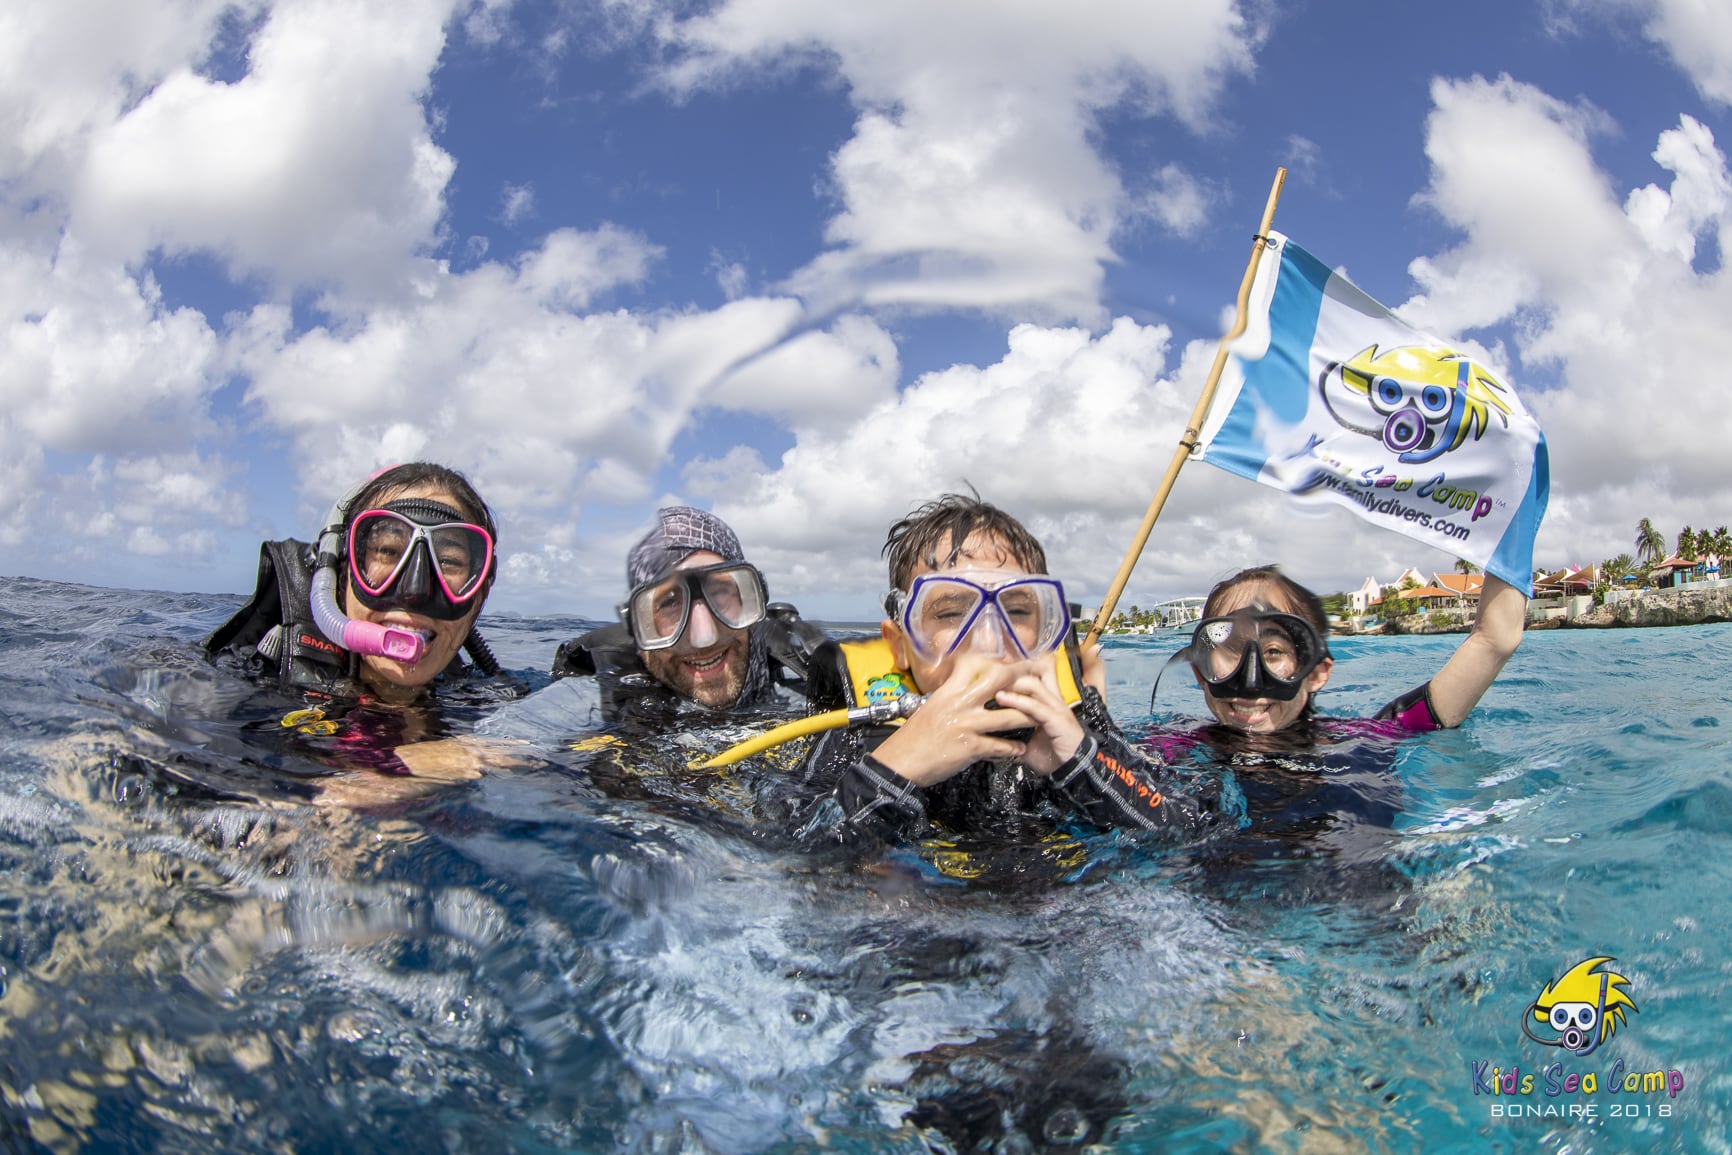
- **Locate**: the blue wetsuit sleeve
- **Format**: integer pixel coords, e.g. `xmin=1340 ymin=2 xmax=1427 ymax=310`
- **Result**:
xmin=1373 ymin=682 xmax=1442 ymax=733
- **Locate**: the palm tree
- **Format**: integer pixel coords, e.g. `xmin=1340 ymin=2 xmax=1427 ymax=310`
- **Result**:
xmin=1710 ymin=526 xmax=1732 ymax=561
xmin=1454 ymin=558 xmax=1480 ymax=575
xmin=1677 ymin=526 xmax=1697 ymax=561
xmin=1634 ymin=518 xmax=1666 ymax=567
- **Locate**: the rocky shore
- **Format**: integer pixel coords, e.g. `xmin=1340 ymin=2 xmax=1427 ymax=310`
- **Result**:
xmin=1380 ymin=583 xmax=1732 ymax=635
xmin=1559 ymin=584 xmax=1732 ymax=629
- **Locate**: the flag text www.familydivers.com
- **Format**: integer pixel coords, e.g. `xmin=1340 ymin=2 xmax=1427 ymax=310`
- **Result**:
xmin=1295 ymin=434 xmax=1502 ymax=546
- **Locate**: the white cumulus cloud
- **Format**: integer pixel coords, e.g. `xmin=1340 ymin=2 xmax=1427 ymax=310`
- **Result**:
xmin=634 ymin=0 xmax=1256 ymax=321
xmin=72 ymin=0 xmax=466 ymax=297
xmin=1403 ymin=74 xmax=1732 ymax=570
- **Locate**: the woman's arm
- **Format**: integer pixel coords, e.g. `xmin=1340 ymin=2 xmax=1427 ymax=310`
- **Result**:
xmin=1427 ymin=573 xmax=1526 ymax=727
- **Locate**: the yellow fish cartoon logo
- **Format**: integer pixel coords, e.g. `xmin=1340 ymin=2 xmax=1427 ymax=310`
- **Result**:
xmin=1522 ymin=956 xmax=1638 ymax=1056
xmin=1320 ymin=344 xmax=1514 ymax=464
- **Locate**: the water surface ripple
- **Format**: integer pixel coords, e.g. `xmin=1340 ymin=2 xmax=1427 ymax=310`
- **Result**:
xmin=0 ymin=577 xmax=1725 ymax=1152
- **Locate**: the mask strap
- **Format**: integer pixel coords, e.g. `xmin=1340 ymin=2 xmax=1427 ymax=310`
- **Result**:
xmin=383 ymin=497 xmax=471 ymax=526
xmin=1148 ymin=646 xmax=1194 ymax=713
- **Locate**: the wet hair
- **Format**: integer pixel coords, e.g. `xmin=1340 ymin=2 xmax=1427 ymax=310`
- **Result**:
xmin=344 ymin=462 xmax=496 ymax=543
xmin=1201 ymin=565 xmax=1329 ymax=636
xmin=884 ymin=491 xmax=1048 ymax=591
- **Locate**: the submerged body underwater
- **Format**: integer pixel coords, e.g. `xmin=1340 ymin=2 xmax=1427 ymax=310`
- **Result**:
xmin=0 ymin=575 xmax=1726 ymax=1153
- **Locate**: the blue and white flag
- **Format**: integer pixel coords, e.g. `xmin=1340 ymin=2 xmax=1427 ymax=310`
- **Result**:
xmin=1196 ymin=231 xmax=1549 ymax=596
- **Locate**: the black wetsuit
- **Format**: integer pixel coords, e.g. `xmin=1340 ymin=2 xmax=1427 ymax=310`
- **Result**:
xmin=801 ymin=685 xmax=1220 ymax=846
xmin=513 ymin=605 xmax=834 ymax=823
xmin=1142 ymin=683 xmax=1443 ymax=910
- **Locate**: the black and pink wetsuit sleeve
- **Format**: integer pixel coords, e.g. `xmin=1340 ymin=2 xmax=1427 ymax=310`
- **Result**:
xmin=1373 ymin=682 xmax=1443 ymax=733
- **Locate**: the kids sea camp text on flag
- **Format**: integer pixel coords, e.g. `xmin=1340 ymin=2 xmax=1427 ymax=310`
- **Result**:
xmin=1195 ymin=231 xmax=1549 ymax=596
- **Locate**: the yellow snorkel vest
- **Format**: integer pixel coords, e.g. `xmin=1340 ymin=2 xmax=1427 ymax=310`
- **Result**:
xmin=826 ymin=636 xmax=1083 ymax=709
xmin=693 ymin=634 xmax=1086 ymax=769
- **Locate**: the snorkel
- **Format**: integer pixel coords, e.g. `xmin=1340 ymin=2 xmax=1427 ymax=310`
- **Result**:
xmin=309 ymin=480 xmax=430 ymax=666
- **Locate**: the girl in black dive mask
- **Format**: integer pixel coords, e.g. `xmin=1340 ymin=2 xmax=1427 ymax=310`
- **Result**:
xmin=1139 ymin=566 xmax=1527 ymax=911
xmin=1163 ymin=564 xmax=1527 ymax=743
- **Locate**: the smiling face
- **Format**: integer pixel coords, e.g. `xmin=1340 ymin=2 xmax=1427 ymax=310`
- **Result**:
xmin=343 ymin=481 xmax=487 ymax=701
xmin=1195 ymin=578 xmax=1333 ymax=734
xmin=637 ymin=549 xmax=753 ymax=708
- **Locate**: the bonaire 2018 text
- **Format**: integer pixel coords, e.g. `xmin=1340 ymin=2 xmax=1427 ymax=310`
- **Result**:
xmin=1471 ymin=1060 xmax=1686 ymax=1118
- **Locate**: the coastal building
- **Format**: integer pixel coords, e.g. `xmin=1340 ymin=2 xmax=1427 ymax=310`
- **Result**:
xmin=1348 ymin=576 xmax=1382 ymax=616
xmin=1080 ymin=595 xmax=1205 ymax=634
xmin=1428 ymin=572 xmax=1484 ymax=607
xmin=1647 ymin=554 xmax=1722 ymax=589
xmin=1403 ymin=584 xmax=1461 ymax=611
xmin=1534 ymin=565 xmax=1596 ymax=597
xmin=1393 ymin=566 xmax=1427 ymax=590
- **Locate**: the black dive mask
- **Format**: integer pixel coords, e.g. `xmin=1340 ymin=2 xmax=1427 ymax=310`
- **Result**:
xmin=346 ymin=498 xmax=494 ymax=622
xmin=1185 ymin=608 xmax=1329 ymax=701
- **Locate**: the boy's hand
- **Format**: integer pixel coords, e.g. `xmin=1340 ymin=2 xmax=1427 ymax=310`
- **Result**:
xmin=993 ymin=662 xmax=1085 ymax=775
xmin=869 ymin=654 xmax=1034 ymax=787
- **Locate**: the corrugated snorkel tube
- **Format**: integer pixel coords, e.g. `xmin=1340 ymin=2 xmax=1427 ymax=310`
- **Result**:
xmin=308 ymin=479 xmax=430 ymax=665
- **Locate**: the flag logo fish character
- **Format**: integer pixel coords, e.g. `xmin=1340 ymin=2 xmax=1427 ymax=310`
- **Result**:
xmin=1320 ymin=344 xmax=1514 ymax=465
xmin=1522 ymin=956 xmax=1638 ymax=1056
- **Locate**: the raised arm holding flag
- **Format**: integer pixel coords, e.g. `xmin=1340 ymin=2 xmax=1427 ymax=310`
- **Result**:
xmin=1093 ymin=168 xmax=1544 ymax=737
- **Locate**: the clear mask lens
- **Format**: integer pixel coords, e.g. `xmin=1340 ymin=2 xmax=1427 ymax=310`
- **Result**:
xmin=1188 ymin=609 xmax=1326 ymax=700
xmin=898 ymin=573 xmax=1069 ymax=660
xmin=626 ymin=563 xmax=767 ymax=650
xmin=347 ymin=508 xmax=493 ymax=619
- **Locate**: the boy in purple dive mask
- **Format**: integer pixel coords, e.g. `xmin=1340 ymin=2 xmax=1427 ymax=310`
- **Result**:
xmin=790 ymin=492 xmax=1221 ymax=846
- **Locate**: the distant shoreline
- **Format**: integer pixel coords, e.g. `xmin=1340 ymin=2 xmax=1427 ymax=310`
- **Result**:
xmin=1375 ymin=582 xmax=1732 ymax=635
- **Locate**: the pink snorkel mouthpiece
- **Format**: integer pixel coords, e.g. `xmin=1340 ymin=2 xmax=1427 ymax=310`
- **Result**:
xmin=341 ymin=620 xmax=429 ymax=664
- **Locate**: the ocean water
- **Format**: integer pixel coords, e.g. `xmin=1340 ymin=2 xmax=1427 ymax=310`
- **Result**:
xmin=0 ymin=574 xmax=1727 ymax=1154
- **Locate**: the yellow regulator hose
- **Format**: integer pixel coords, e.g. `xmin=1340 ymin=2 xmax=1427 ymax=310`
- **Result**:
xmin=692 ymin=694 xmax=927 ymax=770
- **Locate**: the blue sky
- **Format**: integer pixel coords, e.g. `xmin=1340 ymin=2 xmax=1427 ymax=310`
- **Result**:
xmin=5 ymin=0 xmax=1732 ymax=620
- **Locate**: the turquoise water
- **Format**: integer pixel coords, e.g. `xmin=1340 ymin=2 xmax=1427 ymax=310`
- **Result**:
xmin=0 ymin=575 xmax=1726 ymax=1153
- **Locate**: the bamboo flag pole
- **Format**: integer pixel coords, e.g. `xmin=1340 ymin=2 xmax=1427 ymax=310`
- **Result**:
xmin=1082 ymin=167 xmax=1288 ymax=649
